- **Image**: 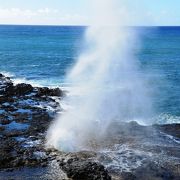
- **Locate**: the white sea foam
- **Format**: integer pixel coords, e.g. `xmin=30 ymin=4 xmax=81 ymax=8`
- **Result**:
xmin=154 ymin=113 xmax=180 ymax=124
xmin=0 ymin=70 xmax=67 ymax=89
xmin=13 ymin=77 xmax=41 ymax=87
xmin=23 ymin=139 xmax=41 ymax=148
xmin=98 ymin=144 xmax=151 ymax=172
xmin=0 ymin=71 xmax=14 ymax=78
xmin=0 ymin=71 xmax=42 ymax=87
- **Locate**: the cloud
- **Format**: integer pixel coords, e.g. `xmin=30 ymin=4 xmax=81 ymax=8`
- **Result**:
xmin=0 ymin=8 xmax=56 ymax=18
xmin=0 ymin=8 xmax=88 ymax=25
xmin=1 ymin=6 xmax=178 ymax=26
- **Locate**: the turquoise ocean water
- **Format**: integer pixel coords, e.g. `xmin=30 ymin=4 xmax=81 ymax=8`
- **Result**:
xmin=0 ymin=25 xmax=179 ymax=124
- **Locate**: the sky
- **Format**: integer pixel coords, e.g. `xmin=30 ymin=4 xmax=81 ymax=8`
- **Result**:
xmin=0 ymin=0 xmax=179 ymax=26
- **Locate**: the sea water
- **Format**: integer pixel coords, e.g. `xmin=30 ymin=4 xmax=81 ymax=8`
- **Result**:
xmin=0 ymin=25 xmax=180 ymax=123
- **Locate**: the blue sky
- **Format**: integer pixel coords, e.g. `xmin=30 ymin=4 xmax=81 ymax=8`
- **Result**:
xmin=0 ymin=0 xmax=179 ymax=25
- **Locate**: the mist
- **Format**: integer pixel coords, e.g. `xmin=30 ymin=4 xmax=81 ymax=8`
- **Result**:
xmin=46 ymin=0 xmax=153 ymax=152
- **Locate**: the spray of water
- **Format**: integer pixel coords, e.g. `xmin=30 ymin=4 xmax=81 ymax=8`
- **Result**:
xmin=46 ymin=0 xmax=153 ymax=152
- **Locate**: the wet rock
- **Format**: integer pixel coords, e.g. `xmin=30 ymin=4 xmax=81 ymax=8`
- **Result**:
xmin=119 ymin=172 xmax=136 ymax=180
xmin=0 ymin=73 xmax=4 ymax=78
xmin=4 ymin=105 xmax=17 ymax=112
xmin=0 ymin=96 xmax=14 ymax=103
xmin=60 ymin=159 xmax=111 ymax=180
xmin=13 ymin=112 xmax=29 ymax=120
xmin=5 ymin=130 xmax=27 ymax=137
xmin=36 ymin=87 xmax=63 ymax=97
xmin=133 ymin=162 xmax=176 ymax=180
xmin=0 ymin=74 xmax=12 ymax=84
xmin=11 ymin=157 xmax=25 ymax=167
xmin=3 ymin=83 xmax=14 ymax=96
xmin=15 ymin=118 xmax=29 ymax=124
xmin=0 ymin=154 xmax=15 ymax=169
xmin=0 ymin=126 xmax=5 ymax=132
xmin=154 ymin=123 xmax=180 ymax=138
xmin=1 ymin=80 xmax=33 ymax=96
xmin=14 ymin=83 xmax=33 ymax=96
xmin=0 ymin=119 xmax=11 ymax=125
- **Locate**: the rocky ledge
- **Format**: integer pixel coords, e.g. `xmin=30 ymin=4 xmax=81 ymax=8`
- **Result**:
xmin=0 ymin=73 xmax=111 ymax=180
xmin=0 ymin=73 xmax=180 ymax=180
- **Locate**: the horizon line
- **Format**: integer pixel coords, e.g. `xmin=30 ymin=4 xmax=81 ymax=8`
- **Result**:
xmin=0 ymin=24 xmax=180 ymax=27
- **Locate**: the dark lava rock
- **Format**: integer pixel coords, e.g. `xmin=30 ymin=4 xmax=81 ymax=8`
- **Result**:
xmin=0 ymin=73 xmax=4 ymax=78
xmin=154 ymin=123 xmax=180 ymax=138
xmin=119 ymin=172 xmax=136 ymax=180
xmin=4 ymin=105 xmax=17 ymax=112
xmin=5 ymin=130 xmax=27 ymax=137
xmin=60 ymin=159 xmax=111 ymax=180
xmin=0 ymin=96 xmax=14 ymax=103
xmin=1 ymin=83 xmax=33 ymax=96
xmin=0 ymin=138 xmax=18 ymax=168
xmin=133 ymin=162 xmax=178 ymax=180
xmin=3 ymin=83 xmax=14 ymax=96
xmin=14 ymin=83 xmax=33 ymax=96
xmin=36 ymin=87 xmax=63 ymax=97
xmin=0 ymin=119 xmax=11 ymax=125
xmin=0 ymin=126 xmax=5 ymax=132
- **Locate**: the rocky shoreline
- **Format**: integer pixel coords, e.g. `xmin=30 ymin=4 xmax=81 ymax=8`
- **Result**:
xmin=0 ymin=73 xmax=180 ymax=180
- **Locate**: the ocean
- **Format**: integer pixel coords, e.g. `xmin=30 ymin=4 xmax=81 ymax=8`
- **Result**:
xmin=0 ymin=25 xmax=179 ymax=124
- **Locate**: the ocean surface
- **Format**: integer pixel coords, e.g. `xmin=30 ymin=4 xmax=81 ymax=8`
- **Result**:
xmin=0 ymin=25 xmax=179 ymax=124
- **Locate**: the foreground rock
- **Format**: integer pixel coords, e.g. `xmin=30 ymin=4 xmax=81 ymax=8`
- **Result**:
xmin=0 ymin=73 xmax=111 ymax=179
xmin=60 ymin=159 xmax=111 ymax=180
xmin=0 ymin=73 xmax=180 ymax=180
xmin=0 ymin=73 xmax=63 ymax=169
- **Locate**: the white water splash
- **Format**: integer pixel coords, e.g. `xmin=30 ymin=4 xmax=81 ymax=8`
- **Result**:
xmin=47 ymin=0 xmax=153 ymax=152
